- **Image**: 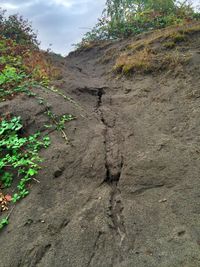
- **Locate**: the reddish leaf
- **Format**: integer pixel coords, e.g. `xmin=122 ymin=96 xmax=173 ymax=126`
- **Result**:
xmin=5 ymin=195 xmax=12 ymax=202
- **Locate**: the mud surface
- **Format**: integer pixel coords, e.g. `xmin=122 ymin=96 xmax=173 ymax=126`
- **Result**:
xmin=1 ymin=32 xmax=200 ymax=267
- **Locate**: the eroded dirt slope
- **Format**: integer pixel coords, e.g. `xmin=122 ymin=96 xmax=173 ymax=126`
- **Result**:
xmin=1 ymin=28 xmax=200 ymax=267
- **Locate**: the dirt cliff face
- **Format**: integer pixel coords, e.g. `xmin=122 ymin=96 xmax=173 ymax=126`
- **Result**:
xmin=1 ymin=25 xmax=200 ymax=267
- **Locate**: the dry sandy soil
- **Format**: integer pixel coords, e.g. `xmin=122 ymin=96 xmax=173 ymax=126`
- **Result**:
xmin=0 ymin=27 xmax=200 ymax=267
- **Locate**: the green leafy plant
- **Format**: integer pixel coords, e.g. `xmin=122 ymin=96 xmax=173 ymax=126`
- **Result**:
xmin=0 ymin=10 xmax=76 ymax=232
xmin=57 ymin=114 xmax=75 ymax=130
xmin=1 ymin=172 xmax=13 ymax=188
xmin=0 ymin=66 xmax=25 ymax=85
xmin=45 ymin=109 xmax=75 ymax=142
xmin=0 ymin=8 xmax=39 ymax=46
xmin=0 ymin=217 xmax=9 ymax=230
xmin=78 ymin=0 xmax=200 ymax=46
xmin=0 ymin=117 xmax=51 ymax=226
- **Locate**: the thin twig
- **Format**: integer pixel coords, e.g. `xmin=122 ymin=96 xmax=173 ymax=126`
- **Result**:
xmin=7 ymin=205 xmax=15 ymax=220
xmin=44 ymin=86 xmax=88 ymax=119
xmin=33 ymin=177 xmax=40 ymax=183
xmin=48 ymin=110 xmax=69 ymax=143
xmin=60 ymin=129 xmax=69 ymax=143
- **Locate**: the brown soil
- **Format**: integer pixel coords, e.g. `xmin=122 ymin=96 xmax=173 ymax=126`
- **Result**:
xmin=1 ymin=27 xmax=200 ymax=267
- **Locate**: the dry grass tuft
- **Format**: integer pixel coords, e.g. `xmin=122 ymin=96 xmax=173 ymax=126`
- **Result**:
xmin=163 ymin=41 xmax=176 ymax=49
xmin=162 ymin=50 xmax=191 ymax=69
xmin=181 ymin=24 xmax=200 ymax=34
xmin=114 ymin=48 xmax=154 ymax=74
xmin=114 ymin=47 xmax=191 ymax=75
xmin=113 ymin=22 xmax=199 ymax=75
xmin=169 ymin=32 xmax=186 ymax=42
xmin=127 ymin=22 xmax=200 ymax=52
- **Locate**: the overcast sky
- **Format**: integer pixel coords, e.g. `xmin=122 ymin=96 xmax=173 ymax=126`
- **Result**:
xmin=1 ymin=0 xmax=199 ymax=56
xmin=1 ymin=0 xmax=106 ymax=55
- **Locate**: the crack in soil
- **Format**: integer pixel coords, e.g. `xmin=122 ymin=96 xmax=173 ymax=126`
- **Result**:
xmin=104 ymin=156 xmax=124 ymax=185
xmin=131 ymin=184 xmax=165 ymax=195
xmin=96 ymin=89 xmax=126 ymax=247
xmin=87 ymin=231 xmax=103 ymax=267
xmin=109 ymin=186 xmax=126 ymax=246
xmin=97 ymin=88 xmax=105 ymax=108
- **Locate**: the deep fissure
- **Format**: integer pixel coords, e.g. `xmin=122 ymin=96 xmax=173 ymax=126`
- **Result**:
xmin=98 ymin=92 xmax=123 ymax=185
xmin=96 ymin=88 xmax=126 ymax=245
xmin=97 ymin=88 xmax=104 ymax=108
xmin=104 ymin=159 xmax=123 ymax=185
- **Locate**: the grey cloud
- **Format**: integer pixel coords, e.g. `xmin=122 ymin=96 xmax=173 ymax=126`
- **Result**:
xmin=1 ymin=0 xmax=198 ymax=55
xmin=1 ymin=0 xmax=106 ymax=55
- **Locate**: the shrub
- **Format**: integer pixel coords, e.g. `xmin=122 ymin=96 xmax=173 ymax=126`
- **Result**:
xmin=79 ymin=0 xmax=200 ymax=46
xmin=0 ymin=34 xmax=61 ymax=100
xmin=0 ymin=9 xmax=39 ymax=46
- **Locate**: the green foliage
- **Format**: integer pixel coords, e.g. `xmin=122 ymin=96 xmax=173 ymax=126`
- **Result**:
xmin=79 ymin=0 xmax=200 ymax=46
xmin=0 ymin=8 xmax=39 ymax=46
xmin=0 ymin=66 xmax=25 ymax=85
xmin=0 ymin=65 xmax=30 ymax=100
xmin=0 ymin=218 xmax=9 ymax=230
xmin=0 ymin=20 xmax=59 ymax=101
xmin=0 ymin=38 xmax=30 ymax=100
xmin=0 ymin=10 xmax=75 ymax=231
xmin=0 ymin=117 xmax=50 ymax=204
xmin=0 ymin=36 xmax=52 ymax=100
xmin=46 ymin=109 xmax=75 ymax=131
xmin=1 ymin=172 xmax=13 ymax=188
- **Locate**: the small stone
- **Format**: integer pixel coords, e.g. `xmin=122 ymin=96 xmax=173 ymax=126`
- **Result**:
xmin=159 ymin=199 xmax=167 ymax=203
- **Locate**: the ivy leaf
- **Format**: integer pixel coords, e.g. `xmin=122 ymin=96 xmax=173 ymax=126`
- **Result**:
xmin=27 ymin=168 xmax=37 ymax=176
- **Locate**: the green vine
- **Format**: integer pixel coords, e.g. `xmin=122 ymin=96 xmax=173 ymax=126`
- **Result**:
xmin=0 ymin=117 xmax=50 ymax=229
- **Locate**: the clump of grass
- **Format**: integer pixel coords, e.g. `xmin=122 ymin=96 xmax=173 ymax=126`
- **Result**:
xmin=162 ymin=50 xmax=191 ymax=69
xmin=163 ymin=41 xmax=176 ymax=49
xmin=170 ymin=32 xmax=186 ymax=43
xmin=180 ymin=24 xmax=200 ymax=34
xmin=114 ymin=48 xmax=154 ymax=74
xmin=113 ymin=22 xmax=198 ymax=76
xmin=125 ymin=26 xmax=179 ymax=54
xmin=127 ymin=22 xmax=200 ymax=55
xmin=114 ymin=46 xmax=191 ymax=75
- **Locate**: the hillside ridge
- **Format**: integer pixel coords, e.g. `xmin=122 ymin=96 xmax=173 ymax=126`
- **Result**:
xmin=1 ymin=23 xmax=200 ymax=267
